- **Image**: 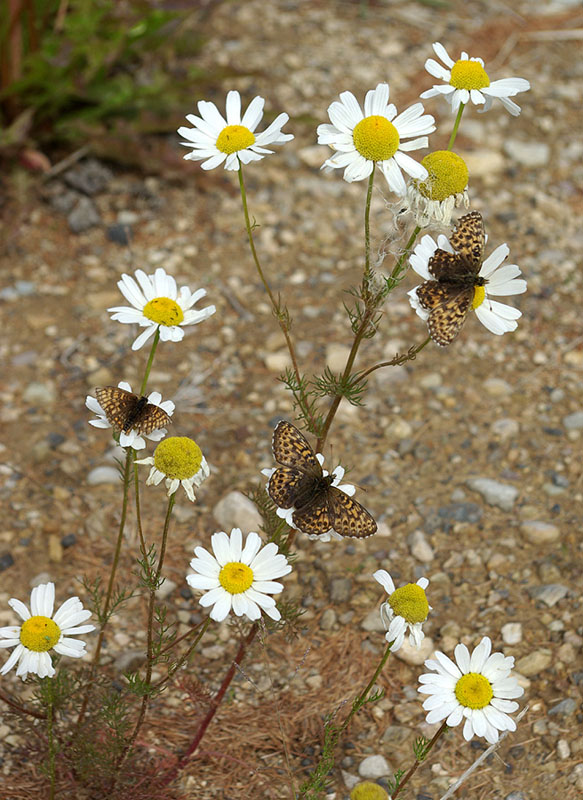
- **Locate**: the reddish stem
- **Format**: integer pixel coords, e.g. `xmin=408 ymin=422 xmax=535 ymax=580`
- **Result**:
xmin=157 ymin=623 xmax=258 ymax=788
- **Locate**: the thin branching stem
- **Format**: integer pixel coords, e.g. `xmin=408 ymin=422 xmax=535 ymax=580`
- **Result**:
xmin=0 ymin=686 xmax=46 ymax=719
xmin=237 ymin=166 xmax=316 ymax=431
xmin=392 ymin=720 xmax=448 ymax=798
xmin=45 ymin=677 xmax=56 ymax=800
xmin=158 ymin=622 xmax=259 ymax=789
xmin=354 ymin=336 xmax=431 ymax=381
xmin=139 ymin=327 xmax=160 ymax=395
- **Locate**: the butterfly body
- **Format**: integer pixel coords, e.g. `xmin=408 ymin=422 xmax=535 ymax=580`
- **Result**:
xmin=416 ymin=211 xmax=487 ymax=347
xmin=268 ymin=421 xmax=377 ymax=538
xmin=95 ymin=386 xmax=171 ymax=435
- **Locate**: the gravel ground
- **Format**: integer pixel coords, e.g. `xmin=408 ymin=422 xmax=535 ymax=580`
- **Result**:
xmin=0 ymin=1 xmax=581 ymax=798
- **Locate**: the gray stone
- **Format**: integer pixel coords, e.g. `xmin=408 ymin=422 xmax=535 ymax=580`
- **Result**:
xmin=361 ymin=608 xmax=385 ymax=633
xmin=466 ymin=477 xmax=519 ymax=511
xmin=548 ymin=698 xmax=577 ymax=717
xmin=329 ymin=577 xmax=352 ymax=603
xmin=68 ymin=196 xmax=101 ymax=233
xmin=483 ymin=378 xmax=512 ymax=397
xmin=394 ymin=636 xmax=434 ymax=666
xmin=520 ymin=521 xmax=560 ymax=544
xmin=212 ymin=491 xmax=262 ymax=533
xmin=438 ymin=502 xmax=482 ymax=524
xmin=23 ymin=380 xmax=56 ymax=405
xmin=515 ymin=649 xmax=552 ymax=676
xmin=319 ymin=608 xmax=337 ymax=630
xmin=528 ymin=584 xmax=569 ymax=607
xmin=407 ymin=530 xmax=434 ymax=562
xmin=358 ymin=754 xmax=392 ymax=779
xmin=64 ymin=158 xmax=113 ymax=195
xmin=504 ymin=139 xmax=550 ymax=167
xmin=114 ymin=650 xmax=147 ymax=674
xmin=504 ymin=793 xmax=528 ymax=800
xmin=501 ymin=622 xmax=523 ymax=645
xmin=490 ymin=418 xmax=520 ymax=440
xmin=557 ymin=739 xmax=570 ymax=759
xmin=563 ymin=411 xmax=583 ymax=430
xmin=87 ymin=466 xmax=121 ymax=485
xmin=155 ymin=578 xmax=178 ymax=600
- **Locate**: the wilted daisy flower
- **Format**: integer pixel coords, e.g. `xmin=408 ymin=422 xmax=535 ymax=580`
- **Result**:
xmin=0 ymin=583 xmax=94 ymax=680
xmin=373 ymin=570 xmax=431 ymax=652
xmin=178 ymin=90 xmax=293 ymax=171
xmin=408 ymin=226 xmax=527 ymax=339
xmin=421 ymin=42 xmax=530 ymax=116
xmin=418 ymin=636 xmax=524 ymax=744
xmin=406 ymin=150 xmax=469 ymax=226
xmin=317 ymin=82 xmax=435 ymax=195
xmin=86 ymin=381 xmax=174 ymax=450
xmin=108 ymin=267 xmax=216 ymax=351
xmin=135 ymin=436 xmax=209 ymax=502
xmin=187 ymin=528 xmax=292 ymax=622
xmin=262 ymin=455 xmax=356 ymax=542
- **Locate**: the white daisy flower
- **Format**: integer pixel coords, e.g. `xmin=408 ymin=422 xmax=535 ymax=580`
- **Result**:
xmin=86 ymin=381 xmax=174 ymax=450
xmin=108 ymin=267 xmax=216 ymax=351
xmin=135 ymin=436 xmax=209 ymax=502
xmin=317 ymin=82 xmax=435 ymax=196
xmin=418 ymin=636 xmax=524 ymax=744
xmin=178 ymin=89 xmax=293 ymax=171
xmin=408 ymin=227 xmax=527 ymax=339
xmin=373 ymin=570 xmax=431 ymax=652
xmin=0 ymin=583 xmax=95 ymax=680
xmin=406 ymin=150 xmax=470 ymax=227
xmin=262 ymin=455 xmax=356 ymax=542
xmin=186 ymin=528 xmax=292 ymax=622
xmin=420 ymin=42 xmax=530 ymax=116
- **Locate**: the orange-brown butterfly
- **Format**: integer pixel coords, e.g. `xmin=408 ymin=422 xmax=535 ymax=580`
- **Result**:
xmin=417 ymin=210 xmax=487 ymax=346
xmin=95 ymin=386 xmax=171 ymax=434
xmin=267 ymin=420 xmax=377 ymax=538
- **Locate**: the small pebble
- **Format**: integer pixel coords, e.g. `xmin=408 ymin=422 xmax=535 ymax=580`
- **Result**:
xmin=501 ymin=622 xmax=523 ymax=645
xmin=87 ymin=466 xmax=121 ymax=485
xmin=212 ymin=491 xmax=263 ymax=532
xmin=466 ymin=477 xmax=519 ymax=511
xmin=358 ymin=754 xmax=392 ymax=779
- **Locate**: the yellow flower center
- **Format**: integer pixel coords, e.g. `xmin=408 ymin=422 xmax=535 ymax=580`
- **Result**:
xmin=219 ymin=562 xmax=254 ymax=594
xmin=450 ymin=60 xmax=490 ymax=90
xmin=352 ymin=115 xmax=400 ymax=162
xmin=143 ymin=297 xmax=184 ymax=327
xmin=20 ymin=616 xmax=61 ymax=652
xmin=418 ymin=150 xmax=469 ymax=201
xmin=455 ymin=672 xmax=493 ymax=709
xmin=472 ymin=285 xmax=486 ymax=309
xmin=216 ymin=124 xmax=256 ymax=154
xmin=154 ymin=436 xmax=203 ymax=480
xmin=389 ymin=584 xmax=429 ymax=624
xmin=350 ymin=781 xmax=390 ymax=800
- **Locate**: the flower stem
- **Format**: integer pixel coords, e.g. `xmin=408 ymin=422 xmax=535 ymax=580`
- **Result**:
xmin=448 ymin=103 xmax=465 ymax=151
xmin=392 ymin=720 xmax=448 ymax=798
xmin=0 ymin=686 xmax=46 ymax=719
xmin=139 ymin=328 xmax=160 ymax=395
xmin=45 ymin=677 xmax=56 ymax=800
xmin=75 ymin=446 xmax=134 ymax=730
xmin=354 ymin=336 xmax=431 ymax=381
xmin=158 ymin=622 xmax=259 ymax=789
xmin=237 ymin=166 xmax=315 ymax=430
xmin=362 ymin=166 xmax=375 ymax=293
xmin=387 ymin=224 xmax=421 ymax=290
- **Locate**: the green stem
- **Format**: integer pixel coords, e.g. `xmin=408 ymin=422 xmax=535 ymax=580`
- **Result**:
xmin=45 ymin=677 xmax=56 ymax=800
xmin=392 ymin=720 xmax=448 ymax=798
xmin=387 ymin=224 xmax=421 ymax=289
xmin=237 ymin=166 xmax=315 ymax=430
xmin=354 ymin=336 xmax=431 ymax=382
xmin=337 ymin=640 xmax=392 ymax=737
xmin=448 ymin=103 xmax=465 ymax=151
xmin=362 ymin=166 xmax=375 ymax=293
xmin=113 ymin=493 xmax=175 ymax=779
xmin=139 ymin=328 xmax=160 ymax=395
xmin=75 ymin=447 xmax=134 ymax=730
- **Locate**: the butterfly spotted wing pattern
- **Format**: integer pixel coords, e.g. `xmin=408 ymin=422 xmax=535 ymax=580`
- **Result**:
xmin=417 ymin=211 xmax=487 ymax=347
xmin=95 ymin=387 xmax=171 ymax=435
xmin=268 ymin=420 xmax=377 ymax=538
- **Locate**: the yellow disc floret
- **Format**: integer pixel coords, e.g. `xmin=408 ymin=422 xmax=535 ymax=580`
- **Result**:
xmin=154 ymin=436 xmax=203 ymax=480
xmin=418 ymin=150 xmax=469 ymax=201
xmin=216 ymin=124 xmax=255 ymax=154
xmin=20 ymin=616 xmax=61 ymax=652
xmin=389 ymin=584 xmax=429 ymax=624
xmin=143 ymin=297 xmax=184 ymax=327
xmin=472 ymin=285 xmax=486 ymax=309
xmin=352 ymin=115 xmax=400 ymax=162
xmin=450 ymin=60 xmax=490 ymax=90
xmin=219 ymin=562 xmax=254 ymax=594
xmin=350 ymin=782 xmax=390 ymax=800
xmin=455 ymin=672 xmax=494 ymax=709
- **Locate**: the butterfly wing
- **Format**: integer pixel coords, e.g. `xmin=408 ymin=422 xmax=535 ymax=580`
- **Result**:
xmin=95 ymin=387 xmax=137 ymax=431
xmin=134 ymin=402 xmax=171 ymax=435
xmin=417 ymin=282 xmax=474 ymax=346
xmin=328 ymin=487 xmax=377 ymax=538
xmin=427 ymin=249 xmax=466 ymax=282
xmin=292 ymin=493 xmax=333 ymax=536
xmin=450 ymin=211 xmax=485 ymax=273
xmin=272 ymin=420 xmax=321 ymax=475
xmin=268 ymin=467 xmax=308 ymax=508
